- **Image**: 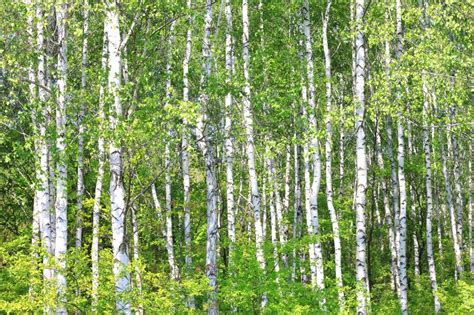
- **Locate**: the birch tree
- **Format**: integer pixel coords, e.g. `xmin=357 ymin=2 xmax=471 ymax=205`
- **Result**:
xmin=91 ymin=29 xmax=108 ymax=311
xmin=302 ymin=0 xmax=324 ymax=293
xmin=322 ymin=0 xmax=344 ymax=305
xmin=54 ymin=1 xmax=69 ymax=311
xmin=105 ymin=1 xmax=131 ymax=312
xmin=354 ymin=0 xmax=369 ymax=312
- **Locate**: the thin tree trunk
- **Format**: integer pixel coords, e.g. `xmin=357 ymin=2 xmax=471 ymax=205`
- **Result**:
xmin=75 ymin=0 xmax=88 ymax=251
xmin=164 ymin=20 xmax=179 ymax=282
xmin=242 ymin=1 xmax=266 ymax=298
xmin=105 ymin=1 xmax=131 ymax=312
xmin=394 ymin=1 xmax=408 ymax=312
xmin=422 ymin=75 xmax=441 ymax=313
xmin=91 ymin=29 xmax=107 ymax=312
xmin=224 ymin=0 xmax=235 ymax=257
xmin=182 ymin=0 xmax=194 ymax=308
xmin=302 ymin=0 xmax=325 ymax=294
xmin=195 ymin=1 xmax=219 ymax=312
xmin=26 ymin=0 xmax=40 ymax=296
xmin=449 ymin=107 xmax=464 ymax=250
xmin=54 ymin=2 xmax=69 ymax=312
xmin=322 ymin=0 xmax=344 ymax=306
xmin=354 ymin=0 xmax=369 ymax=312
xmin=432 ymin=88 xmax=463 ymax=279
xmin=440 ymin=134 xmax=463 ymax=278
xmin=36 ymin=0 xmax=53 ymax=289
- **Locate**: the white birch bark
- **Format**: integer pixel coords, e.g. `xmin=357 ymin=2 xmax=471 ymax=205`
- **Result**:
xmin=195 ymin=1 xmax=219 ymax=312
xmin=54 ymin=2 xmax=69 ymax=311
xmin=322 ymin=0 xmax=344 ymax=305
xmin=224 ymin=0 xmax=235 ymax=254
xmin=440 ymin=134 xmax=464 ymax=278
xmin=164 ymin=20 xmax=179 ymax=282
xmin=242 ymin=0 xmax=266 ymax=277
xmin=354 ymin=0 xmax=369 ymax=312
xmin=75 ymin=0 xmax=89 ymax=250
xmin=25 ymin=0 xmax=41 ymax=259
xmin=105 ymin=1 xmax=131 ymax=312
xmin=407 ymin=120 xmax=420 ymax=277
xmin=394 ymin=1 xmax=408 ymax=312
xmin=430 ymin=85 xmax=463 ymax=278
xmin=422 ymin=75 xmax=441 ymax=313
xmin=91 ymin=29 xmax=107 ymax=312
xmin=302 ymin=0 xmax=325 ymax=293
xmin=36 ymin=0 xmax=53 ymax=285
xmin=181 ymin=0 xmax=194 ymax=308
xmin=450 ymin=108 xmax=464 ymax=250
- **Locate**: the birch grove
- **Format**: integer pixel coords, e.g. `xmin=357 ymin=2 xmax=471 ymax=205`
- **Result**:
xmin=0 ymin=0 xmax=472 ymax=314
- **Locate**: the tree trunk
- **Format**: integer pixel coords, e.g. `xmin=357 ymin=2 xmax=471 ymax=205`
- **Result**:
xmin=54 ymin=2 xmax=69 ymax=312
xmin=164 ymin=20 xmax=179 ymax=282
xmin=195 ymin=1 xmax=219 ymax=312
xmin=242 ymin=0 xmax=266 ymax=290
xmin=224 ymin=0 xmax=235 ymax=257
xmin=105 ymin=1 xmax=131 ymax=312
xmin=91 ymin=29 xmax=107 ymax=311
xmin=36 ymin=0 xmax=53 ymax=287
xmin=181 ymin=0 xmax=194 ymax=308
xmin=75 ymin=0 xmax=88 ymax=251
xmin=302 ymin=0 xmax=325 ymax=294
xmin=354 ymin=0 xmax=369 ymax=313
xmin=322 ymin=0 xmax=344 ymax=306
xmin=422 ymin=75 xmax=441 ymax=313
xmin=394 ymin=1 xmax=408 ymax=312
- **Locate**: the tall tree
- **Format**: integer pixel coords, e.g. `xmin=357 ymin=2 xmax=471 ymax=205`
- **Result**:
xmin=105 ymin=1 xmax=131 ymax=312
xmin=354 ymin=0 xmax=369 ymax=313
xmin=54 ymin=1 xmax=69 ymax=312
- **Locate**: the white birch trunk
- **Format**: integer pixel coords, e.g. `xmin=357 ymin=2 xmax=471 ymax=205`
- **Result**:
xmin=302 ymin=0 xmax=325 ymax=294
xmin=450 ymin=108 xmax=464 ymax=250
xmin=75 ymin=0 xmax=88 ymax=250
xmin=25 ymin=0 xmax=41 ymax=259
xmin=422 ymin=75 xmax=441 ymax=313
xmin=54 ymin=2 xmax=69 ymax=311
xmin=105 ymin=2 xmax=131 ymax=312
xmin=322 ymin=0 xmax=344 ymax=305
xmin=440 ymin=135 xmax=464 ymax=278
xmin=407 ymin=126 xmax=420 ymax=278
xmin=36 ymin=0 xmax=53 ymax=286
xmin=91 ymin=30 xmax=107 ymax=311
xmin=224 ymin=0 xmax=235 ymax=254
xmin=181 ymin=0 xmax=194 ymax=308
xmin=242 ymin=0 xmax=266 ymax=278
xmin=394 ymin=1 xmax=408 ymax=312
xmin=354 ymin=0 xmax=369 ymax=312
xmin=196 ymin=1 xmax=219 ymax=312
xmin=164 ymin=20 xmax=179 ymax=282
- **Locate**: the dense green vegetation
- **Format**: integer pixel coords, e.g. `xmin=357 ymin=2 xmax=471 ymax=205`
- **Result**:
xmin=0 ymin=0 xmax=473 ymax=313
